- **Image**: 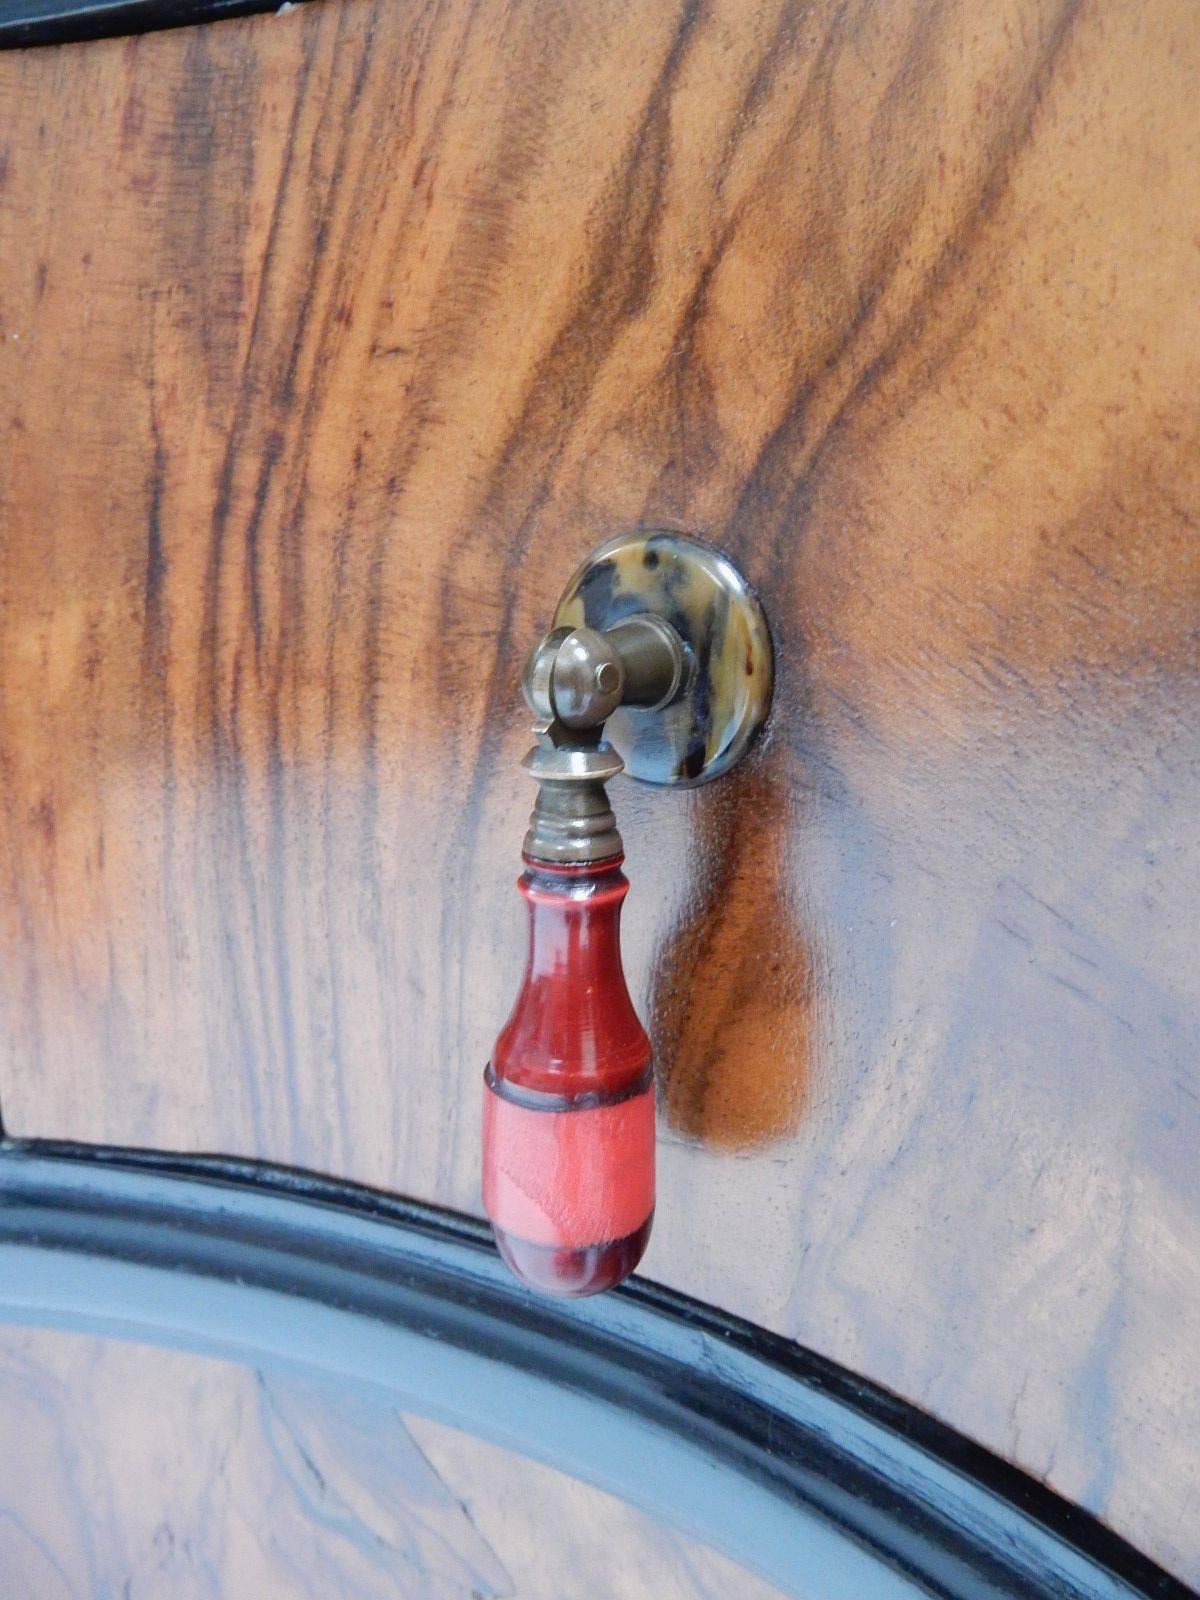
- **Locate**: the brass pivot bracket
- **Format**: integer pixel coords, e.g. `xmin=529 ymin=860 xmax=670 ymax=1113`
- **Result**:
xmin=520 ymin=531 xmax=773 ymax=863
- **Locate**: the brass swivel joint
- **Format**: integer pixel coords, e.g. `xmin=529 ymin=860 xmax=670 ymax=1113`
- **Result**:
xmin=520 ymin=616 xmax=690 ymax=864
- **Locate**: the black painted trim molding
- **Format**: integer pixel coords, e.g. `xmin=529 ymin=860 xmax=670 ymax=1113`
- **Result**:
xmin=0 ymin=1138 xmax=1191 ymax=1600
xmin=0 ymin=0 xmax=312 ymax=50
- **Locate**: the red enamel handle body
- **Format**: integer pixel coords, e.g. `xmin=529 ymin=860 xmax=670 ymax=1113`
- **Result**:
xmin=482 ymin=854 xmax=654 ymax=1296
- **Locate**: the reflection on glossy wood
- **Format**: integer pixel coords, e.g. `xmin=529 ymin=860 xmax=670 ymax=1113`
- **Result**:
xmin=0 ymin=0 xmax=1198 ymax=1584
xmin=653 ymin=761 xmax=810 ymax=1149
xmin=0 ymin=1327 xmax=784 ymax=1599
xmin=409 ymin=1415 xmax=789 ymax=1600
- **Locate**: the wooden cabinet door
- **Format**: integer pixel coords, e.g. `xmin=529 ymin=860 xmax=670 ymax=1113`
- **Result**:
xmin=0 ymin=0 xmax=1197 ymax=1591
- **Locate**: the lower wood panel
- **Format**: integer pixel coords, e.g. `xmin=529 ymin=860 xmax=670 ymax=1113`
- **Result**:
xmin=0 ymin=0 xmax=1198 ymax=1584
xmin=0 ymin=1328 xmax=784 ymax=1600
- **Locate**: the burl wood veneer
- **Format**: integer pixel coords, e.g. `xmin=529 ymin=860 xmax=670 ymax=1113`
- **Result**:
xmin=0 ymin=1327 xmax=784 ymax=1598
xmin=0 ymin=0 xmax=1198 ymax=1581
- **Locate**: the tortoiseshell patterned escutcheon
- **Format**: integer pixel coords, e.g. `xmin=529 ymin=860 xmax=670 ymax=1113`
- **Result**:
xmin=554 ymin=530 xmax=773 ymax=785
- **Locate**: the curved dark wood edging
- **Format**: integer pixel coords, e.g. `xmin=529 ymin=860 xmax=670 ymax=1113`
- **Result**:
xmin=0 ymin=0 xmax=310 ymax=49
xmin=0 ymin=1140 xmax=1189 ymax=1600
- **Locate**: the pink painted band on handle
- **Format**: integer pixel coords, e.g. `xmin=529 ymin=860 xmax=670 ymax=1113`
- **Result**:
xmin=482 ymin=1080 xmax=655 ymax=1249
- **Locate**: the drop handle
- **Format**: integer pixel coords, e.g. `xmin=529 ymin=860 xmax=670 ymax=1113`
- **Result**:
xmin=483 ymin=531 xmax=773 ymax=1296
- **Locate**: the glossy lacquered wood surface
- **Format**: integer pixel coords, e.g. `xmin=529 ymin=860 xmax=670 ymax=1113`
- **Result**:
xmin=0 ymin=0 xmax=1198 ymax=1583
xmin=0 ymin=1327 xmax=785 ymax=1600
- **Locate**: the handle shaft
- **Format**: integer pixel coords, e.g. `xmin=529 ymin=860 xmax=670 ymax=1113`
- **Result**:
xmin=483 ymin=855 xmax=654 ymax=1296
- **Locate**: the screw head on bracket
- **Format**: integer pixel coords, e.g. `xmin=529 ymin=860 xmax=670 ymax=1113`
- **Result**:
xmin=550 ymin=627 xmax=626 ymax=727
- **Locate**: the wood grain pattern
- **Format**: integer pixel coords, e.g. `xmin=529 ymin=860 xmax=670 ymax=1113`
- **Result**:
xmin=1 ymin=0 xmax=1199 ymax=1582
xmin=0 ymin=1327 xmax=783 ymax=1598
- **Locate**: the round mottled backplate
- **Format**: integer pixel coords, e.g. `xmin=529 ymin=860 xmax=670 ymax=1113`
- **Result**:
xmin=553 ymin=531 xmax=773 ymax=786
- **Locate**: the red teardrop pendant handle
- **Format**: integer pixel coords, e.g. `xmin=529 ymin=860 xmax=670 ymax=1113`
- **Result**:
xmin=482 ymin=853 xmax=654 ymax=1296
